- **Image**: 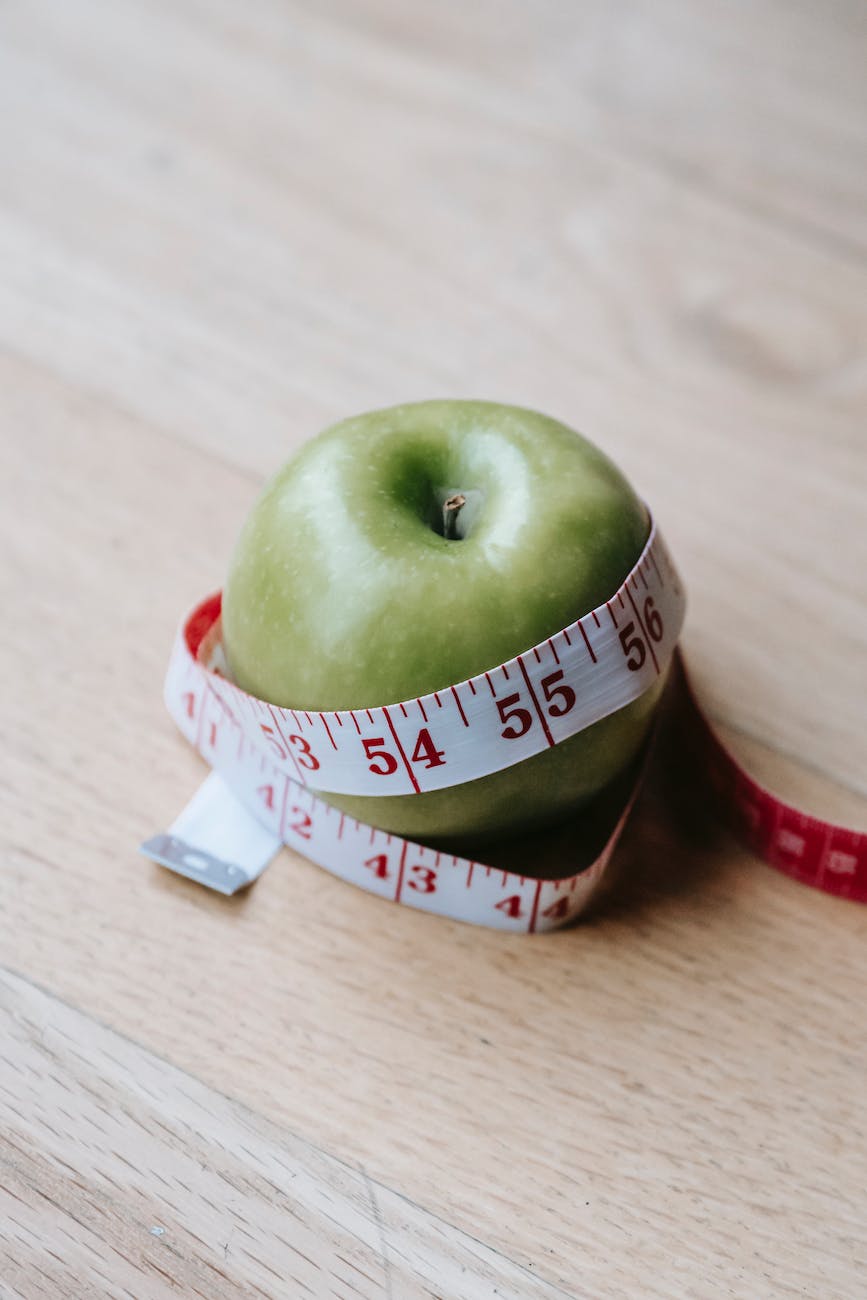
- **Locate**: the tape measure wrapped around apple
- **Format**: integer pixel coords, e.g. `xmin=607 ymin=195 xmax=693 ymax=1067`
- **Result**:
xmin=142 ymin=402 xmax=867 ymax=930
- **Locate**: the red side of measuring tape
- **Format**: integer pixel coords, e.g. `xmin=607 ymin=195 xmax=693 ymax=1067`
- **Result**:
xmin=184 ymin=590 xmax=223 ymax=659
xmin=676 ymin=658 xmax=867 ymax=903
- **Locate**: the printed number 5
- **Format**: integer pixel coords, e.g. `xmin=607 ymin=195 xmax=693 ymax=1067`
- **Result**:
xmin=618 ymin=622 xmax=646 ymax=671
xmin=363 ymin=737 xmax=399 ymax=776
xmin=540 ymin=669 xmax=576 ymax=717
xmin=496 ymin=693 xmax=533 ymax=739
xmin=260 ymin=723 xmax=286 ymax=760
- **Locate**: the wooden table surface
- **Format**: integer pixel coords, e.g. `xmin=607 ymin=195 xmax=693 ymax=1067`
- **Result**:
xmin=2 ymin=2 xmax=866 ymax=1296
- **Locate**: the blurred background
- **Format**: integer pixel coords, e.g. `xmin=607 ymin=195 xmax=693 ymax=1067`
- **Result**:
xmin=3 ymin=0 xmax=866 ymax=808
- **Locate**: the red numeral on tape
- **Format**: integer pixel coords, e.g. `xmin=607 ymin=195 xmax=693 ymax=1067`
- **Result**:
xmin=497 ymin=694 xmax=533 ymax=739
xmin=495 ymin=894 xmax=524 ymax=919
xmin=261 ymin=723 xmax=287 ymax=760
xmin=644 ymin=596 xmax=664 ymax=643
xmin=364 ymin=853 xmax=390 ymax=879
xmin=619 ymin=622 xmax=645 ymax=671
xmin=288 ymin=733 xmax=319 ymax=771
xmin=410 ymin=728 xmax=445 ymax=769
xmin=363 ymin=738 xmax=399 ymax=776
xmin=407 ymin=865 xmax=437 ymax=894
xmin=541 ymin=896 xmax=571 ymax=922
xmin=540 ymin=669 xmax=576 ymax=717
xmin=287 ymin=808 xmax=312 ymax=840
xmin=620 ymin=598 xmax=664 ymax=671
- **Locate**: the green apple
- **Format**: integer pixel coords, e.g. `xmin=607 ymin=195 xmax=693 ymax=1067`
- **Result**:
xmin=223 ymin=400 xmax=663 ymax=847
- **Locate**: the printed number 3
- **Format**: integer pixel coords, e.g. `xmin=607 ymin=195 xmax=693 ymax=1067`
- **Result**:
xmin=408 ymin=865 xmax=437 ymax=894
xmin=288 ymin=734 xmax=319 ymax=771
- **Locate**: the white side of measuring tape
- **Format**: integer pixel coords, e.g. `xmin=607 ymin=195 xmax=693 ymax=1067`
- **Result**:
xmin=198 ymin=522 xmax=686 ymax=798
xmin=141 ymin=628 xmax=628 ymax=930
xmin=142 ymin=512 xmax=867 ymax=922
xmin=141 ymin=523 xmax=685 ymax=931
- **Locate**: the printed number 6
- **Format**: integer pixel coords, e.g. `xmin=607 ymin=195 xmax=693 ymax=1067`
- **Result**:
xmin=644 ymin=596 xmax=664 ymax=643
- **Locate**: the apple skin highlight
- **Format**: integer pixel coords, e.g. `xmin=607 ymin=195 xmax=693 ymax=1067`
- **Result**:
xmin=223 ymin=400 xmax=664 ymax=846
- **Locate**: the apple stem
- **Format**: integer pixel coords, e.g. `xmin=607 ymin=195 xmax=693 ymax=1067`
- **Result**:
xmin=442 ymin=493 xmax=466 ymax=541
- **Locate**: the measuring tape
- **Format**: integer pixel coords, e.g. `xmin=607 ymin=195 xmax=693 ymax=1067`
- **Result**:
xmin=141 ymin=520 xmax=867 ymax=930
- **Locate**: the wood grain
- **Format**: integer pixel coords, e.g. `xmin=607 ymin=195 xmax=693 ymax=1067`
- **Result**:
xmin=1 ymin=1 xmax=866 ymax=1296
xmin=0 ymin=967 xmax=571 ymax=1299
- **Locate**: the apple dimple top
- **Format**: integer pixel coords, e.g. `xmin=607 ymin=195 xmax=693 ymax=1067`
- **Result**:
xmin=222 ymin=400 xmax=650 ymax=711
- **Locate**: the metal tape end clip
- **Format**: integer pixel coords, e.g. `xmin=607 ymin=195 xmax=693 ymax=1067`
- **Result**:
xmin=139 ymin=833 xmax=255 ymax=895
xmin=141 ymin=772 xmax=283 ymax=895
